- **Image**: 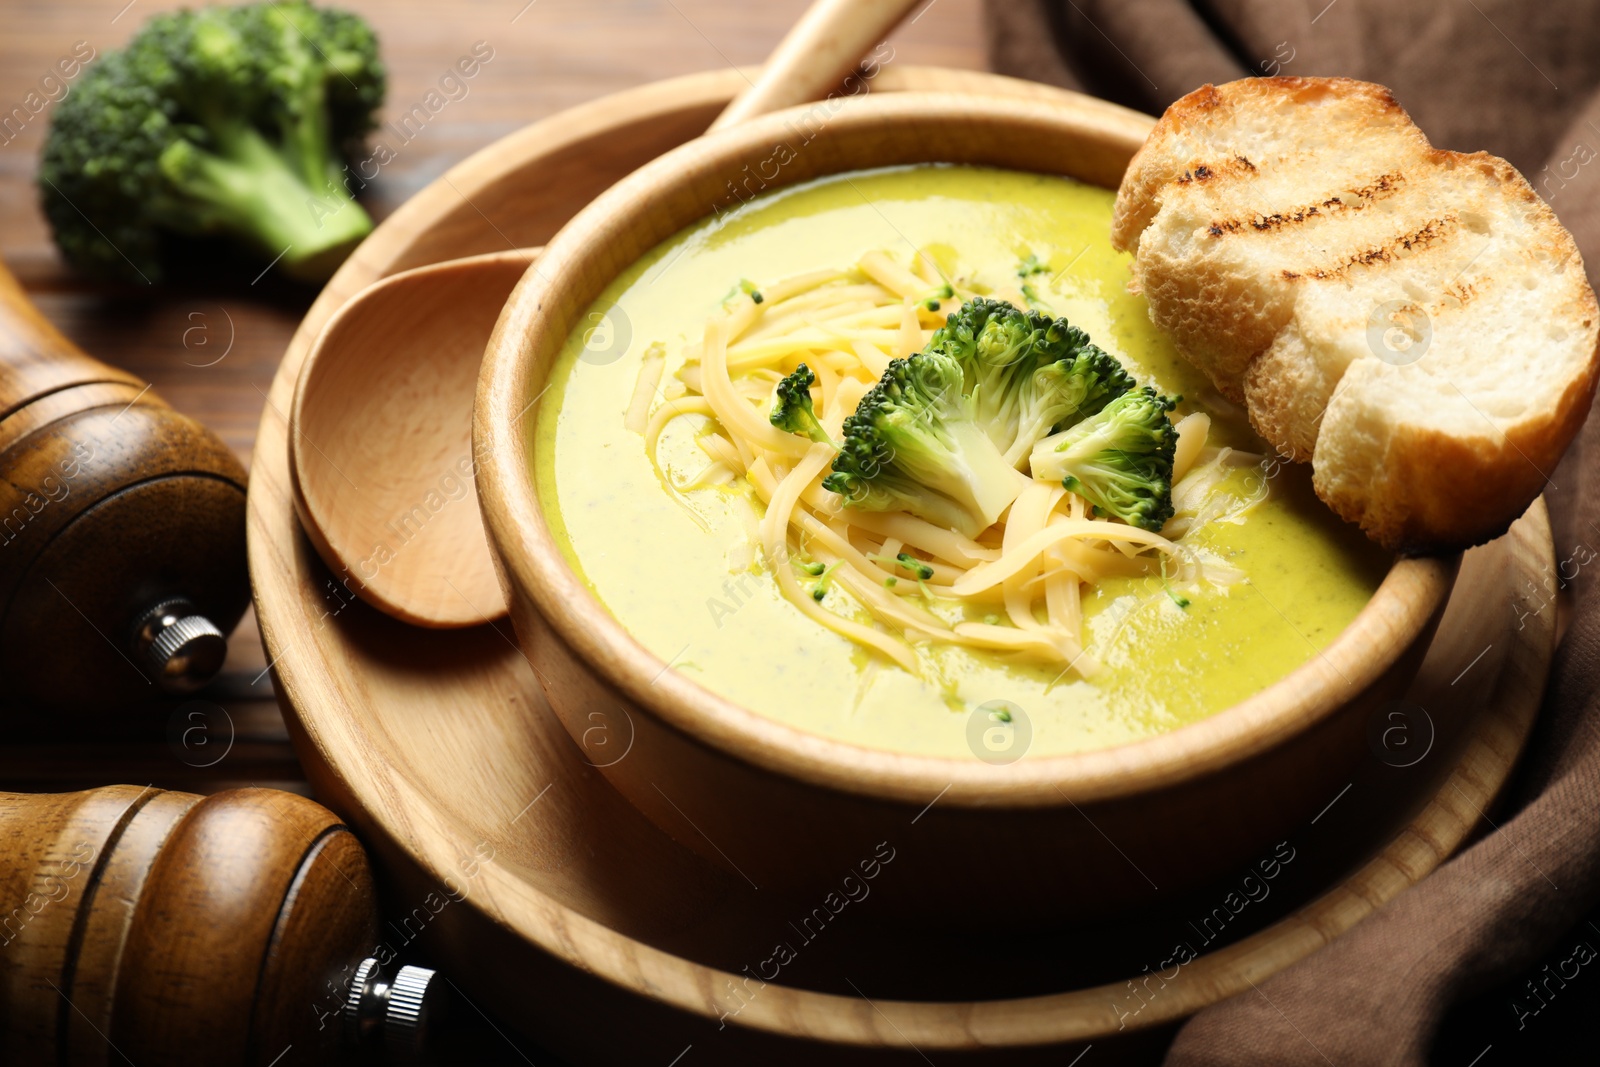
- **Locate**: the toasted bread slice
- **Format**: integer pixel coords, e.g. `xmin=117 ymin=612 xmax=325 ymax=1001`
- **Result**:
xmin=1113 ymin=77 xmax=1599 ymax=552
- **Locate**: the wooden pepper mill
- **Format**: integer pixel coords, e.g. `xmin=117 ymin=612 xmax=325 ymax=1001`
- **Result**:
xmin=0 ymin=786 xmax=440 ymax=1065
xmin=0 ymin=259 xmax=250 ymax=709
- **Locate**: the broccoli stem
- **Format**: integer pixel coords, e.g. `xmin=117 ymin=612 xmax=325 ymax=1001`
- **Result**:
xmin=928 ymin=417 xmax=1028 ymax=531
xmin=159 ymin=121 xmax=370 ymax=281
xmin=274 ymin=73 xmax=347 ymax=195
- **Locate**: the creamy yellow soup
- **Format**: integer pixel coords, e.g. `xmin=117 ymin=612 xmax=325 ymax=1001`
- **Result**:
xmin=533 ymin=166 xmax=1389 ymax=758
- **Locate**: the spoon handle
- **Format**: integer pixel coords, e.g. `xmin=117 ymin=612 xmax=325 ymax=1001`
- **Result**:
xmin=706 ymin=0 xmax=922 ymax=133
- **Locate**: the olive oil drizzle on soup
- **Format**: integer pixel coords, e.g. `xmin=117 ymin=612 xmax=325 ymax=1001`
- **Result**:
xmin=533 ymin=165 xmax=1389 ymax=759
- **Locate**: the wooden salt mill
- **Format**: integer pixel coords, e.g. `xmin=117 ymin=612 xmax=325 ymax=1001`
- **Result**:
xmin=0 ymin=259 xmax=250 ymax=709
xmin=0 ymin=786 xmax=439 ymax=1065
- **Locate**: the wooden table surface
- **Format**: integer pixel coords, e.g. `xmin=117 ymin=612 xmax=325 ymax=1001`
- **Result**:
xmin=0 ymin=0 xmax=986 ymax=796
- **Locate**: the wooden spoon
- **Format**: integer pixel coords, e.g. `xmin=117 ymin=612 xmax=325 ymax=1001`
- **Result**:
xmin=290 ymin=249 xmax=534 ymax=627
xmin=290 ymin=0 xmax=920 ymax=627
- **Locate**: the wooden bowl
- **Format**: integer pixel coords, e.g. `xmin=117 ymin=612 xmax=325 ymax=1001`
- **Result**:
xmin=475 ymin=90 xmax=1460 ymax=921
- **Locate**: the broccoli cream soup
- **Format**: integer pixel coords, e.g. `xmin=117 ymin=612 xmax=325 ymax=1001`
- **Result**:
xmin=533 ymin=165 xmax=1389 ymax=758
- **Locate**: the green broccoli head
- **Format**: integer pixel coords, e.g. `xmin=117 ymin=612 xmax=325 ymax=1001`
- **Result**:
xmin=272 ymin=3 xmax=384 ymax=143
xmin=250 ymin=0 xmax=383 ymax=190
xmin=1006 ymin=342 xmax=1137 ymax=465
xmin=39 ymin=0 xmax=384 ymax=283
xmin=769 ymin=363 xmax=831 ymax=444
xmin=1030 ymin=387 xmax=1179 ymax=531
xmin=930 ymin=298 xmax=1135 ymax=467
xmin=927 ymin=296 xmax=1026 ymax=398
xmin=822 ymin=349 xmax=1024 ymax=538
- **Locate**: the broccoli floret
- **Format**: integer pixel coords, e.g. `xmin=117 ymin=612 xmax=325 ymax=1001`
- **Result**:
xmin=822 ymin=348 xmax=1024 ymax=538
xmin=39 ymin=1 xmax=384 ymax=283
xmin=769 ymin=363 xmax=831 ymax=444
xmin=1005 ymin=344 xmax=1138 ymax=465
xmin=930 ymin=297 xmax=1028 ymax=397
xmin=918 ymin=282 xmax=953 ymax=312
xmin=930 ymin=298 xmax=1135 ymax=466
xmin=1029 ymin=387 xmax=1180 ymax=531
xmin=1016 ymin=256 xmax=1054 ymax=309
xmin=895 ymin=552 xmax=934 ymax=580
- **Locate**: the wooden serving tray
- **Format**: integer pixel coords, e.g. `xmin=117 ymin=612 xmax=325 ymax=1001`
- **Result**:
xmin=248 ymin=67 xmax=1557 ymax=1064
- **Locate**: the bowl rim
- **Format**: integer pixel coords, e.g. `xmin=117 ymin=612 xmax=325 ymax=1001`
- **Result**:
xmin=476 ymin=89 xmax=1458 ymax=810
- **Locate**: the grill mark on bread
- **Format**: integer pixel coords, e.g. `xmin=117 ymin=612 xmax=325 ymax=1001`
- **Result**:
xmin=1205 ymin=171 xmax=1407 ymax=239
xmin=1248 ymin=204 xmax=1322 ymax=232
xmin=1348 ymin=172 xmax=1404 ymax=200
xmin=1442 ymin=279 xmax=1478 ymax=309
xmin=1280 ymin=215 xmax=1459 ymax=281
xmin=1177 ymin=155 xmax=1258 ymax=187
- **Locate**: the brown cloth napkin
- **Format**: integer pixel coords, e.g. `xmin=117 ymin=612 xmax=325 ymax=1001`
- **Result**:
xmin=984 ymin=1 xmax=1600 ymax=1062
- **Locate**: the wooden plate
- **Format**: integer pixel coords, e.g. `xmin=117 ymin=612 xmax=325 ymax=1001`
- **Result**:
xmin=248 ymin=67 xmax=1557 ymax=1064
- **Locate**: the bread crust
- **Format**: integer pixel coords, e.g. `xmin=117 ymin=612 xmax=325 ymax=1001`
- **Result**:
xmin=1114 ymin=77 xmax=1600 ymax=552
xmin=1111 ymin=77 xmax=1414 ymax=254
xmin=1313 ymin=362 xmax=1595 ymax=553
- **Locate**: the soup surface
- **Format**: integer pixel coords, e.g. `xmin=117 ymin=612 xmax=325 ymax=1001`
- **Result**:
xmin=533 ymin=165 xmax=1389 ymax=758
